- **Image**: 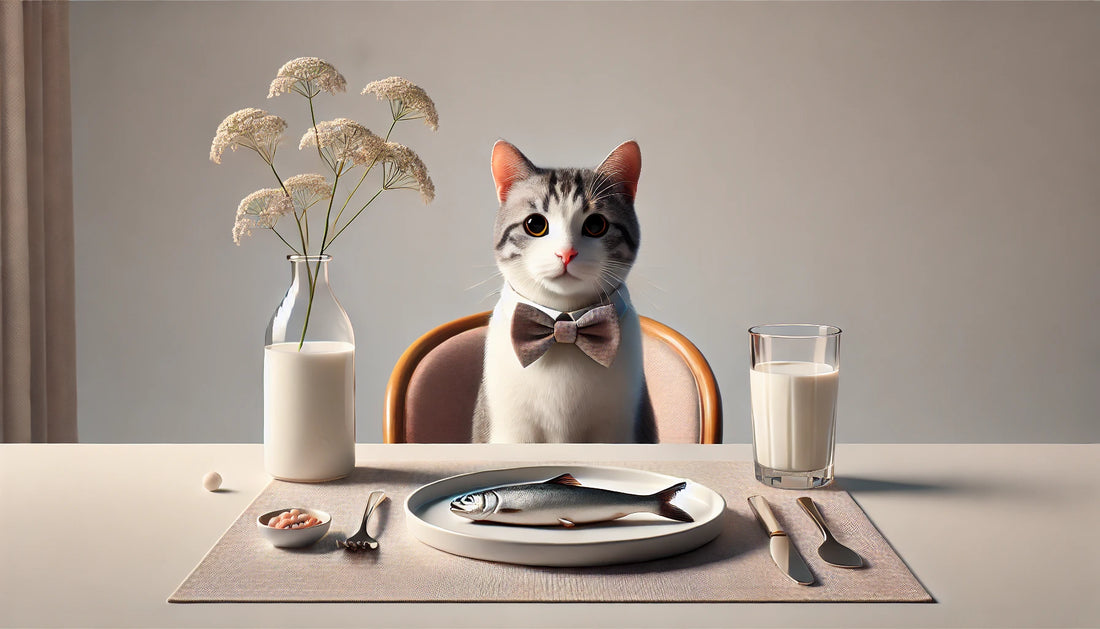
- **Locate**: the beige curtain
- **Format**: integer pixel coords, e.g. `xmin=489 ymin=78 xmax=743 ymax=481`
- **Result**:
xmin=0 ymin=1 xmax=76 ymax=442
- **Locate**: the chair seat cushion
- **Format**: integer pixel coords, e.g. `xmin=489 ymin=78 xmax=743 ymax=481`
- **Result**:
xmin=643 ymin=335 xmax=702 ymax=443
xmin=405 ymin=327 xmax=486 ymax=443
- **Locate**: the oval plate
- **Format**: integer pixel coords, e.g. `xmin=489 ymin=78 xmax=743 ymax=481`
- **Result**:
xmin=404 ymin=465 xmax=726 ymax=567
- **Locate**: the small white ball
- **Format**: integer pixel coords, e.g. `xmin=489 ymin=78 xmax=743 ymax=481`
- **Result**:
xmin=202 ymin=471 xmax=223 ymax=492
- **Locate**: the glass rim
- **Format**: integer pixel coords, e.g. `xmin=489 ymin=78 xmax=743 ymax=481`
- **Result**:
xmin=748 ymin=323 xmax=842 ymax=338
xmin=287 ymin=254 xmax=333 ymax=262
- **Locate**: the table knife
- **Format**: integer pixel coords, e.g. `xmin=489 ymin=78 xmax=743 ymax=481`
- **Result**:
xmin=748 ymin=495 xmax=814 ymax=585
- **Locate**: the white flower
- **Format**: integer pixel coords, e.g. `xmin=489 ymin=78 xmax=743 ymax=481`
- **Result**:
xmin=210 ymin=108 xmax=287 ymax=164
xmin=232 ymin=188 xmax=294 ymax=244
xmin=284 ymin=173 xmax=333 ymax=211
xmin=383 ymin=141 xmax=435 ymax=203
xmin=299 ymin=118 xmax=381 ymax=165
xmin=268 ymin=57 xmax=347 ymax=98
xmin=362 ymin=77 xmax=439 ymax=130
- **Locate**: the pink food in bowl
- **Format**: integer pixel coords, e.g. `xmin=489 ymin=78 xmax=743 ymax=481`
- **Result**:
xmin=268 ymin=508 xmax=322 ymax=529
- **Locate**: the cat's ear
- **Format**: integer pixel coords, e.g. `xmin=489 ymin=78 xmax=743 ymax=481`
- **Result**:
xmin=491 ymin=140 xmax=536 ymax=204
xmin=596 ymin=140 xmax=642 ymax=203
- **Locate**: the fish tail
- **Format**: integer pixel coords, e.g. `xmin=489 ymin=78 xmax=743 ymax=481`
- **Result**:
xmin=650 ymin=481 xmax=694 ymax=523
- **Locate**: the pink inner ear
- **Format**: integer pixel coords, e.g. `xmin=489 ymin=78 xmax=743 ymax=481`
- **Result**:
xmin=491 ymin=141 xmax=533 ymax=203
xmin=596 ymin=141 xmax=642 ymax=202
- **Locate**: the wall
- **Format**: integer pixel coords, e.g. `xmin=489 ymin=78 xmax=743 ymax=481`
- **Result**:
xmin=69 ymin=1 xmax=1100 ymax=443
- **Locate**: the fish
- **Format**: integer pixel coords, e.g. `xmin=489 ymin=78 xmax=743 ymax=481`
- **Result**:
xmin=448 ymin=473 xmax=694 ymax=527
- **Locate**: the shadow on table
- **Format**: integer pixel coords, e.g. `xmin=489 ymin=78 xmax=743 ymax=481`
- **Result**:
xmin=549 ymin=506 xmax=755 ymax=576
xmin=836 ymin=476 xmax=954 ymax=494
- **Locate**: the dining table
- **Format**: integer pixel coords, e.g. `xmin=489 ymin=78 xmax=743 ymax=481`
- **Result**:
xmin=1 ymin=442 xmax=1096 ymax=628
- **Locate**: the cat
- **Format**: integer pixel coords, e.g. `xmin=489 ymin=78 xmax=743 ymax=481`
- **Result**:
xmin=471 ymin=140 xmax=657 ymax=443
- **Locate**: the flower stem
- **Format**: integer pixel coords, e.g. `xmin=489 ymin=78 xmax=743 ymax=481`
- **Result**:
xmin=327 ymin=187 xmax=384 ymax=248
xmin=318 ymin=161 xmax=343 ymax=252
xmin=307 ymin=96 xmax=335 ymax=175
xmin=268 ymin=162 xmax=290 ymax=196
xmin=269 ymin=161 xmax=310 ymax=256
xmin=299 ymin=160 xmax=344 ymax=348
xmin=327 ymin=118 xmax=399 ymax=247
xmin=270 ymin=227 xmax=301 ymax=255
xmin=298 ymin=269 xmax=317 ymax=351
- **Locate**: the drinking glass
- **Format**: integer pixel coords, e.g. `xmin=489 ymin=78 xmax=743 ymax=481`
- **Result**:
xmin=749 ymin=324 xmax=841 ymax=489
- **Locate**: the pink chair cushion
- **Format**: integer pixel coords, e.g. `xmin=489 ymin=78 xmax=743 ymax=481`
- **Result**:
xmin=643 ymin=334 xmax=702 ymax=444
xmin=404 ymin=327 xmax=486 ymax=443
xmin=403 ymin=326 xmax=703 ymax=443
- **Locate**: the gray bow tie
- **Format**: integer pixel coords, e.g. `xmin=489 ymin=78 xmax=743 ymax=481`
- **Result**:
xmin=511 ymin=302 xmax=621 ymax=368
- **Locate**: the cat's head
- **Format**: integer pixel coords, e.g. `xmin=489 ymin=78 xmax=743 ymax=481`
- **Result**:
xmin=490 ymin=140 xmax=642 ymax=312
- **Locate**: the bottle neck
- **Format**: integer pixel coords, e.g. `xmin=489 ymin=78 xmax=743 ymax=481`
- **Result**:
xmin=288 ymin=255 xmax=331 ymax=289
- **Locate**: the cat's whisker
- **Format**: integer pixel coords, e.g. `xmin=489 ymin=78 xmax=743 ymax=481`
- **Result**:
xmin=603 ymin=267 xmax=626 ymax=281
xmin=600 ymin=266 xmax=628 ymax=283
xmin=591 ymin=277 xmax=613 ymax=306
xmin=477 ymin=287 xmax=502 ymax=306
xmin=636 ymin=275 xmax=666 ymax=292
xmin=465 ymin=272 xmax=503 ymax=292
xmin=603 ymin=261 xmax=635 ymax=272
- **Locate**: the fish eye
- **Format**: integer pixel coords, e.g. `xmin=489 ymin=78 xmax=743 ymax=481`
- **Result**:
xmin=582 ymin=214 xmax=608 ymax=238
xmin=524 ymin=214 xmax=548 ymax=237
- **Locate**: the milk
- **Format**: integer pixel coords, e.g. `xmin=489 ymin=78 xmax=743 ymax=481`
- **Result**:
xmin=750 ymin=361 xmax=839 ymax=472
xmin=264 ymin=341 xmax=355 ymax=481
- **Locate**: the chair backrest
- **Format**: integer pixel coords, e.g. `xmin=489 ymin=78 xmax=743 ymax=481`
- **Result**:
xmin=384 ymin=312 xmax=722 ymax=444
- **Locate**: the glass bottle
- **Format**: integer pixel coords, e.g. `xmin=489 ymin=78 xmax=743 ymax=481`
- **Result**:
xmin=263 ymin=254 xmax=355 ymax=481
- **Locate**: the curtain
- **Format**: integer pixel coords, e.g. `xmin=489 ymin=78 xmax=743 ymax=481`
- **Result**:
xmin=0 ymin=1 xmax=76 ymax=442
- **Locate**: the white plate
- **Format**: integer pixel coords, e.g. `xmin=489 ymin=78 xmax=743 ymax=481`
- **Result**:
xmin=404 ymin=465 xmax=726 ymax=567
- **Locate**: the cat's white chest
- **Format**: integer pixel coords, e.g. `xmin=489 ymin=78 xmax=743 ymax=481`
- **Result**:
xmin=481 ymin=287 xmax=645 ymax=443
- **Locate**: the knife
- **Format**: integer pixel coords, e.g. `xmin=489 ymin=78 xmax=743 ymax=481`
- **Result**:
xmin=748 ymin=495 xmax=814 ymax=585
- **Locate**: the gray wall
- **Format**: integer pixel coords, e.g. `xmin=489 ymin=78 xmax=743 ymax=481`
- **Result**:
xmin=70 ymin=1 xmax=1100 ymax=444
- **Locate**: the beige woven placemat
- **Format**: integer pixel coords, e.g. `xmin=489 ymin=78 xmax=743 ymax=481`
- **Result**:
xmin=169 ymin=460 xmax=931 ymax=603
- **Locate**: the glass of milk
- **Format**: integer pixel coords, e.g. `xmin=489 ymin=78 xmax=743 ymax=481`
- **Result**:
xmin=749 ymin=324 xmax=841 ymax=489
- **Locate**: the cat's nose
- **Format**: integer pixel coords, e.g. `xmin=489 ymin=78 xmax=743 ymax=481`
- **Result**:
xmin=555 ymin=248 xmax=578 ymax=267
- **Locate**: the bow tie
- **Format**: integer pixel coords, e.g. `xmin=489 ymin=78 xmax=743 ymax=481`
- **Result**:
xmin=511 ymin=302 xmax=621 ymax=368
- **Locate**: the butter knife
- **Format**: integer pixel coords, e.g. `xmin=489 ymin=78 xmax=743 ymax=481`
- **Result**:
xmin=748 ymin=495 xmax=814 ymax=585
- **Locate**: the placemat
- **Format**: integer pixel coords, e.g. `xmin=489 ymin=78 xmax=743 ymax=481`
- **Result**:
xmin=170 ymin=460 xmax=931 ymax=603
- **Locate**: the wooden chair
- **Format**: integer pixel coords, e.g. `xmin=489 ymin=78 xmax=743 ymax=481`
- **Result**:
xmin=384 ymin=312 xmax=722 ymax=444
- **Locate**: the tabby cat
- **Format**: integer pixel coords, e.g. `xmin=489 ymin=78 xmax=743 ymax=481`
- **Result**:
xmin=471 ymin=140 xmax=656 ymax=443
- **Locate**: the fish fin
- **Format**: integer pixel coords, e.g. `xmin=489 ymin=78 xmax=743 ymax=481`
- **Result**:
xmin=545 ymin=473 xmax=582 ymax=487
xmin=558 ymin=518 xmax=576 ymax=528
xmin=651 ymin=481 xmax=694 ymax=523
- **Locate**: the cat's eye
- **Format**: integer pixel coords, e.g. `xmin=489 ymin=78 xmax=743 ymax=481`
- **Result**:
xmin=582 ymin=214 xmax=608 ymax=238
xmin=523 ymin=214 xmax=548 ymax=237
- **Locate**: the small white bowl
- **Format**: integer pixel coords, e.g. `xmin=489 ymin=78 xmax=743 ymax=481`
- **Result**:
xmin=256 ymin=507 xmax=332 ymax=548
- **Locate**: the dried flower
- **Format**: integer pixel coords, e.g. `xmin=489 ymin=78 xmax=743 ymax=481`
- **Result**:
xmin=348 ymin=133 xmax=390 ymax=169
xmin=284 ymin=173 xmax=333 ymax=211
xmin=216 ymin=56 xmax=440 ymax=346
xmin=383 ymin=141 xmax=435 ymax=203
xmin=210 ymin=108 xmax=287 ymax=165
xmin=232 ymin=188 xmax=294 ymax=244
xmin=299 ymin=118 xmax=382 ymax=165
xmin=268 ymin=57 xmax=347 ymax=98
xmin=362 ymin=77 xmax=439 ymax=131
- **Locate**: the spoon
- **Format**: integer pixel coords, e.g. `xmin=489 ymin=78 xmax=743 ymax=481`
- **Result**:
xmin=797 ymin=497 xmax=864 ymax=568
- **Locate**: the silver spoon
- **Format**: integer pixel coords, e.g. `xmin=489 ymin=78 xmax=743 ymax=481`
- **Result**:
xmin=797 ymin=497 xmax=864 ymax=568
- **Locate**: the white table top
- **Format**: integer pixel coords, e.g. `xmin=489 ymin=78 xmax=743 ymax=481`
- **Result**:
xmin=1 ymin=443 xmax=1097 ymax=628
